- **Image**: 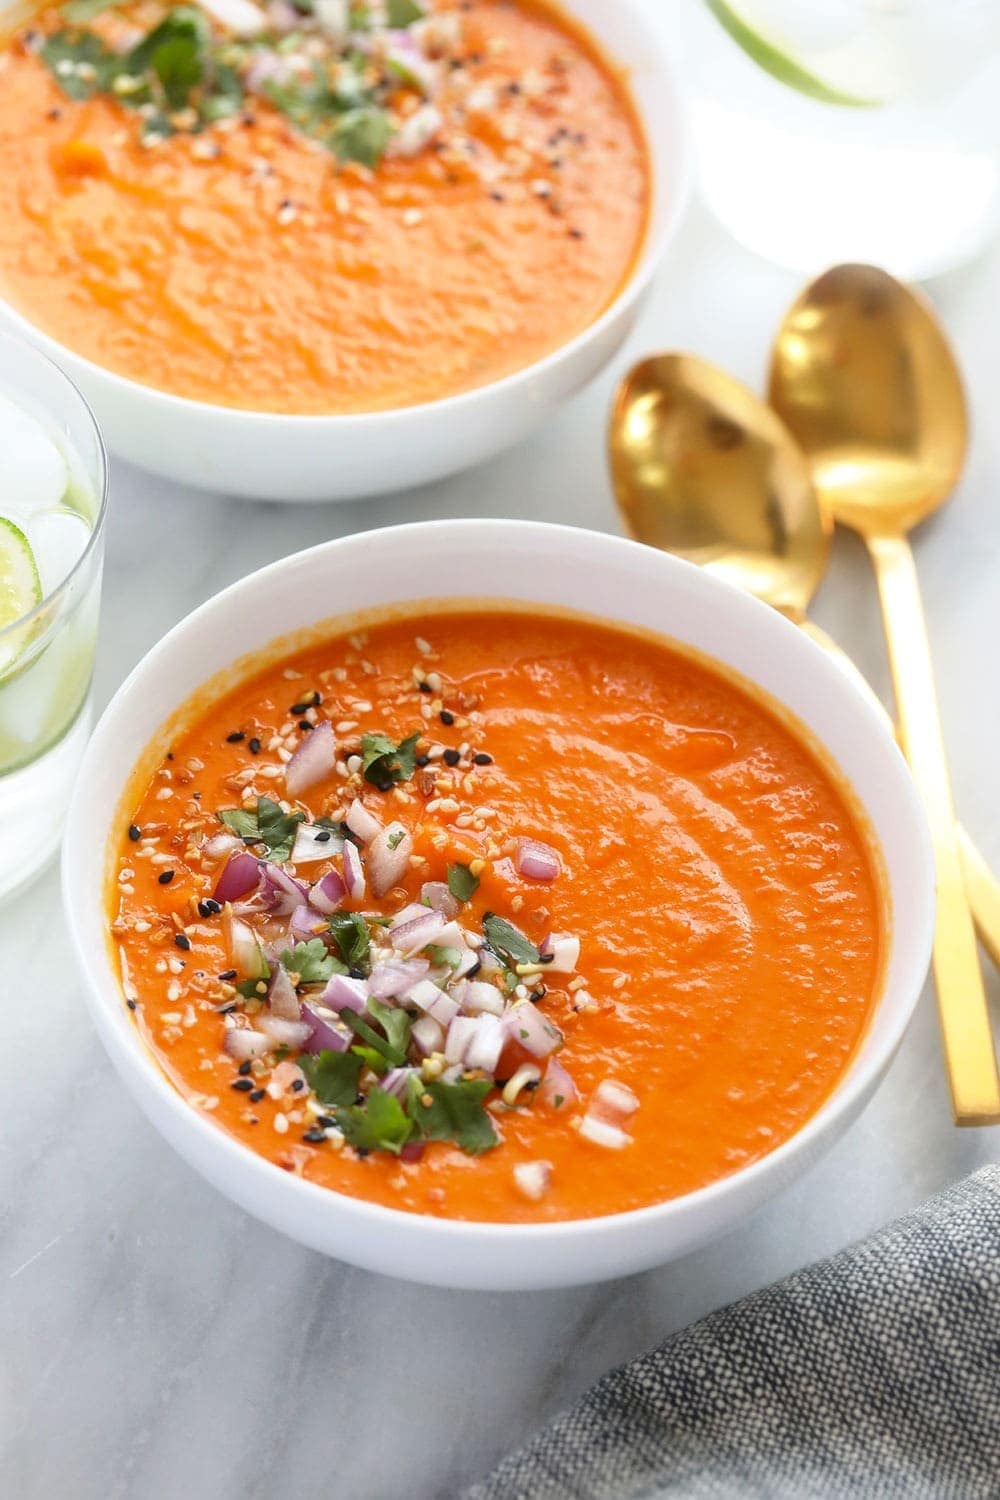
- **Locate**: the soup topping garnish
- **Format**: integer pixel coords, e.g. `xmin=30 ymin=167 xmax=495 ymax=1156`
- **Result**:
xmin=119 ymin=646 xmax=636 ymax=1202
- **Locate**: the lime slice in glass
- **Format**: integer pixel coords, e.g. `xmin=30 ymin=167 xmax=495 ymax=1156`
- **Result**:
xmin=704 ymin=0 xmax=884 ymax=108
xmin=0 ymin=517 xmax=42 ymax=679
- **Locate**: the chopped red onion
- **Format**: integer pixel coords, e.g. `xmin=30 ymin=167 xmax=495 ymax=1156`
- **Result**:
xmin=399 ymin=1140 xmax=425 ymax=1163
xmin=292 ymin=823 xmax=343 ymax=864
xmin=342 ymin=839 xmax=365 ymax=900
xmin=578 ymin=1115 xmax=631 ymax=1150
xmin=367 ymin=957 xmax=430 ymax=999
xmin=212 ymin=852 xmax=261 ymax=904
xmin=390 ymin=907 xmax=445 ymax=956
xmin=223 ymin=1027 xmax=270 ymax=1063
xmin=515 ymin=837 xmax=561 ymax=883
xmin=285 ymin=720 xmax=336 ymax=797
xmin=318 ymin=972 xmax=368 ymax=1014
xmin=379 ymin=1066 xmax=414 ymax=1100
xmin=504 ymin=1002 xmax=563 ymax=1059
xmin=513 ymin=1160 xmax=552 ymax=1202
xmin=411 ymin=1014 xmax=445 ymax=1056
xmin=288 ymin=903 xmax=329 ymax=944
xmin=309 ymin=868 xmax=346 ymax=914
xmin=300 ymin=1001 xmax=352 ymax=1054
xmin=390 ymin=901 xmax=432 ymax=929
xmin=407 ymin=978 xmax=459 ymax=1027
xmin=346 ymin=798 xmax=382 ymax=843
xmin=258 ymin=1014 xmax=311 ymax=1050
xmin=539 ymin=932 xmax=580 ymax=973
xmin=260 ymin=863 xmax=309 ymax=915
xmin=420 ymin=881 xmax=459 ymax=918
xmin=449 ymin=947 xmax=480 ymax=981
xmin=537 ymin=1056 xmax=577 ymax=1110
xmin=368 ymin=821 xmax=413 ymax=897
xmin=591 ymin=1079 xmax=639 ymax=1125
xmin=445 ymin=1014 xmax=504 ymax=1073
xmin=267 ymin=963 xmax=301 ymax=1021
xmin=461 ymin=979 xmax=505 ymax=1017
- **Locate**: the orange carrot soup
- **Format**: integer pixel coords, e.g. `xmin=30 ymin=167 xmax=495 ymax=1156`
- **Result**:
xmin=0 ymin=0 xmax=649 ymax=413
xmin=109 ymin=608 xmax=885 ymax=1224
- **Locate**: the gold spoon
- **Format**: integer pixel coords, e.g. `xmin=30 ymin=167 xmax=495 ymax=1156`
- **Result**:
xmin=769 ymin=264 xmax=1000 ymax=1126
xmin=610 ymin=351 xmax=1000 ymax=1125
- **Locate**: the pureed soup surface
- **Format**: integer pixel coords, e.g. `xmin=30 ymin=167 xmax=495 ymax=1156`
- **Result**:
xmin=111 ymin=609 xmax=885 ymax=1224
xmin=0 ymin=0 xmax=649 ymax=413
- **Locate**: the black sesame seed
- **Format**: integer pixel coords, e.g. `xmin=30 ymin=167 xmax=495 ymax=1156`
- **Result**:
xmin=467 ymin=959 xmax=482 ymax=978
xmin=198 ymin=898 xmax=222 ymax=918
xmin=47 ymin=106 xmax=63 ymax=120
xmin=226 ymin=730 xmax=246 ymax=743
xmin=315 ymin=830 xmax=332 ymax=843
xmin=128 ymin=824 xmax=142 ymax=842
xmin=317 ymin=1115 xmax=337 ymax=1128
xmin=568 ymin=227 xmax=584 ymax=240
xmin=290 ymin=702 xmax=309 ymax=715
xmin=249 ymin=1088 xmax=266 ymax=1103
xmin=290 ymin=1078 xmax=305 ymax=1092
xmin=242 ymin=112 xmax=257 ymax=127
xmin=126 ymin=998 xmax=137 ymax=1011
xmin=439 ymin=709 xmax=455 ymax=726
xmin=248 ymin=737 xmax=261 ymax=754
xmin=539 ymin=952 xmax=555 ymax=964
xmin=303 ymin=1128 xmax=326 ymax=1143
xmin=531 ymin=986 xmax=547 ymax=1002
xmin=174 ymin=933 xmax=191 ymax=951
xmin=443 ymin=748 xmax=460 ymax=767
xmin=349 ymin=966 xmax=366 ymax=981
xmin=238 ymin=1059 xmax=252 ymax=1076
xmin=297 ymin=720 xmax=314 ymax=733
xmin=158 ymin=870 xmax=175 ymax=885
xmin=232 ymin=1078 xmax=254 ymax=1092
xmin=415 ymin=753 xmax=430 ymax=767
xmin=490 ymin=189 xmax=505 ymax=202
xmin=418 ymin=680 xmax=433 ymax=695
xmin=218 ymin=969 xmax=237 ymax=981
xmin=216 ymin=1002 xmax=238 ymax=1015
xmin=473 ymin=752 xmax=493 ymax=766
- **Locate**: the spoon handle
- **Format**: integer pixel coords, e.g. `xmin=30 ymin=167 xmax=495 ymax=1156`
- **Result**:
xmin=865 ymin=531 xmax=1000 ymax=1125
xmin=798 ymin=618 xmax=1000 ymax=973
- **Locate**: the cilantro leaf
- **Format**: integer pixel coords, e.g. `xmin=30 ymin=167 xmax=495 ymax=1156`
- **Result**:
xmin=338 ymin=1007 xmax=406 ymax=1066
xmin=126 ymin=7 xmax=210 ymax=111
xmin=60 ymin=0 xmax=123 ymax=22
xmin=483 ymin=914 xmax=539 ymax=967
xmin=280 ymin=939 xmax=343 ymax=985
xmin=447 ymin=862 xmax=479 ymax=902
xmin=335 ymin=1086 xmax=414 ymax=1154
xmin=236 ymin=975 xmax=269 ymax=999
xmin=361 ymin=730 xmax=420 ymax=791
xmin=386 ymin=0 xmax=424 ymax=25
xmin=326 ymin=911 xmax=370 ymax=973
xmin=219 ymin=796 xmax=305 ymax=861
xmin=366 ymin=996 xmax=412 ymax=1059
xmin=408 ymin=1077 xmax=498 ymax=1156
xmin=41 ymin=30 xmax=117 ymax=100
xmin=298 ymin=1049 xmax=363 ymax=1107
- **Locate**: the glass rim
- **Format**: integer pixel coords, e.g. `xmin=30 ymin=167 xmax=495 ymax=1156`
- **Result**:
xmin=0 ymin=328 xmax=110 ymax=648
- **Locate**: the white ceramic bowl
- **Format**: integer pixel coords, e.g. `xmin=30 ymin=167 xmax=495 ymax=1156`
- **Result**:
xmin=0 ymin=0 xmax=688 ymax=502
xmin=63 ymin=521 xmax=934 ymax=1289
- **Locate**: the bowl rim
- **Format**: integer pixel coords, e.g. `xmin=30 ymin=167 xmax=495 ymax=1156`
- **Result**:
xmin=0 ymin=0 xmax=690 ymax=429
xmin=62 ymin=519 xmax=935 ymax=1258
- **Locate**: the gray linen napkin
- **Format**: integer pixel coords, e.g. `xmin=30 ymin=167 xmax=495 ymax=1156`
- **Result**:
xmin=465 ymin=1167 xmax=1000 ymax=1500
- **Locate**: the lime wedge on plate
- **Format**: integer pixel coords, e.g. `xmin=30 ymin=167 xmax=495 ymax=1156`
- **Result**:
xmin=0 ymin=517 xmax=42 ymax=679
xmin=704 ymin=0 xmax=883 ymax=107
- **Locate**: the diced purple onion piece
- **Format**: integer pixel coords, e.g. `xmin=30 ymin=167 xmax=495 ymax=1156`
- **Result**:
xmin=406 ymin=977 xmax=459 ymax=1027
xmin=203 ymin=832 xmax=242 ymax=862
xmin=212 ymin=852 xmax=261 ymax=903
xmin=389 ymin=908 xmax=445 ymax=956
xmin=284 ymin=719 xmax=336 ymax=797
xmin=346 ymin=797 xmax=383 ymax=843
xmin=368 ymin=821 xmax=413 ymax=897
xmin=318 ymin=972 xmax=368 ymax=1015
xmin=399 ymin=1140 xmax=425 ymax=1163
xmin=452 ymin=947 xmax=480 ymax=980
xmin=379 ymin=1066 xmax=414 ymax=1100
xmin=288 ymin=903 xmax=329 ymax=944
xmin=309 ymin=868 xmax=346 ymax=915
xmin=515 ymin=837 xmax=561 ymax=883
xmin=537 ymin=1056 xmax=577 ymax=1110
xmin=411 ymin=1014 xmax=445 ymax=1057
xmin=258 ymin=1015 xmax=311 ymax=1049
xmin=390 ymin=901 xmax=431 ymax=930
xmin=446 ymin=1014 xmax=504 ymax=1073
xmin=260 ymin=863 xmax=309 ymax=915
xmin=539 ymin=932 xmax=580 ymax=974
xmin=342 ymin=839 xmax=365 ymax=900
xmin=267 ymin=963 xmax=301 ymax=1021
xmin=513 ymin=1160 xmax=552 ymax=1201
xmin=292 ymin=823 xmax=343 ymax=864
xmin=461 ymin=979 xmax=505 ymax=1017
xmin=222 ymin=909 xmax=268 ymax=978
xmin=504 ymin=1002 xmax=563 ymax=1059
xmin=420 ymin=881 xmax=459 ymax=917
xmin=300 ymin=1001 xmax=352 ymax=1055
xmin=367 ymin=957 xmax=430 ymax=999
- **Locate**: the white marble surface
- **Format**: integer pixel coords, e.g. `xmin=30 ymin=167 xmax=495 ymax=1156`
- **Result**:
xmin=5 ymin=98 xmax=1000 ymax=1500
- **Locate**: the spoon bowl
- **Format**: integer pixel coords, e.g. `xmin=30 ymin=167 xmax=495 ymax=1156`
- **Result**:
xmin=769 ymin=264 xmax=968 ymax=534
xmin=609 ymin=353 xmax=829 ymax=620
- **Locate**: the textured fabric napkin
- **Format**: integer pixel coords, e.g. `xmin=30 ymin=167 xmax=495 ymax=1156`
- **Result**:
xmin=465 ymin=1167 xmax=1000 ymax=1500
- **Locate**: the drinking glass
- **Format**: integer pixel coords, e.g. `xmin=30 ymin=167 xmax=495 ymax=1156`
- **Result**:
xmin=0 ymin=330 xmax=109 ymax=902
